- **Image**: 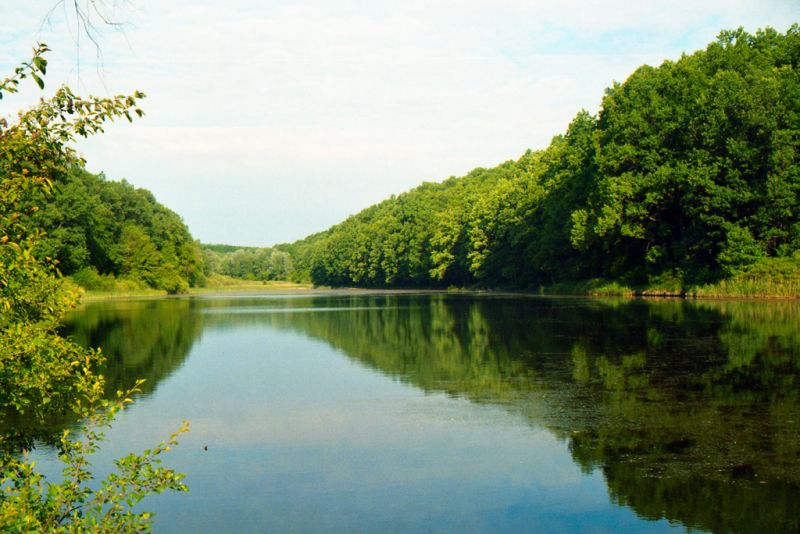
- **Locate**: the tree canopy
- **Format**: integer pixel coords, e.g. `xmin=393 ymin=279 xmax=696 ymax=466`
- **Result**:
xmin=33 ymin=167 xmax=204 ymax=293
xmin=288 ymin=26 xmax=800 ymax=292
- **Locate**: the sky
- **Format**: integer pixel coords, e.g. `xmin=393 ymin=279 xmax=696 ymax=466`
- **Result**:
xmin=2 ymin=1 xmax=799 ymax=247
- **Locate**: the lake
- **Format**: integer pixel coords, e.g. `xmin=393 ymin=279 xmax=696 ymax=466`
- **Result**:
xmin=30 ymin=292 xmax=800 ymax=532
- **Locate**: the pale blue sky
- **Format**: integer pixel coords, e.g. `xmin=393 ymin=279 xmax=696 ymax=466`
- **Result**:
xmin=2 ymin=1 xmax=798 ymax=246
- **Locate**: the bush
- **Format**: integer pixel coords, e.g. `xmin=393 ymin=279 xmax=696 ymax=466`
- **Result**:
xmin=71 ymin=267 xmax=117 ymax=291
xmin=1 ymin=383 xmax=189 ymax=531
xmin=718 ymin=225 xmax=766 ymax=277
xmin=1 ymin=44 xmax=190 ymax=531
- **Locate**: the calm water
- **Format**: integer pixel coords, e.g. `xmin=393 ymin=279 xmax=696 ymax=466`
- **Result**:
xmin=28 ymin=293 xmax=800 ymax=531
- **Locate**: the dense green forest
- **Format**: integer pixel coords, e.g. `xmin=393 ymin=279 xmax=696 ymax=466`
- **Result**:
xmin=31 ymin=166 xmax=204 ymax=293
xmin=201 ymin=244 xmax=293 ymax=281
xmin=34 ymin=167 xmax=299 ymax=290
xmin=285 ymin=27 xmax=800 ymax=293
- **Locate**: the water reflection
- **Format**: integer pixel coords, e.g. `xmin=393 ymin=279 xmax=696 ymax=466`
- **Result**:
xmin=65 ymin=298 xmax=203 ymax=395
xmin=1 ymin=299 xmax=204 ymax=451
xmin=60 ymin=294 xmax=800 ymax=531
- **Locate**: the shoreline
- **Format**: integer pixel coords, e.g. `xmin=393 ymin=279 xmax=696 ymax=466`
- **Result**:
xmin=75 ymin=283 xmax=799 ymax=303
xmin=76 ymin=280 xmax=314 ymax=302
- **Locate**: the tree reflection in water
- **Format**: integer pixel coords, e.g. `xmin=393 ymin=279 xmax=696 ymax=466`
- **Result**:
xmin=51 ymin=294 xmax=800 ymax=532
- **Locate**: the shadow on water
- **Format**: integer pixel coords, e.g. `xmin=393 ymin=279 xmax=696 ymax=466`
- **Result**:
xmin=9 ymin=293 xmax=799 ymax=532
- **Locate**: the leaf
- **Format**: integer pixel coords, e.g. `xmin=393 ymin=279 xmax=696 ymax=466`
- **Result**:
xmin=33 ymin=56 xmax=47 ymax=75
xmin=31 ymin=72 xmax=44 ymax=90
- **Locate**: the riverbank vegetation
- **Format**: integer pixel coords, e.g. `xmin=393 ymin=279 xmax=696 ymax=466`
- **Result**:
xmin=34 ymin=167 xmax=204 ymax=294
xmin=284 ymin=26 xmax=800 ymax=297
xmin=191 ymin=273 xmax=310 ymax=291
xmin=201 ymin=244 xmax=294 ymax=282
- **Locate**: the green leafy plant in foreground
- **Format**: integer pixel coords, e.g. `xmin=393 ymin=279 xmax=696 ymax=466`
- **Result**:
xmin=1 ymin=382 xmax=189 ymax=532
xmin=1 ymin=44 xmax=189 ymax=531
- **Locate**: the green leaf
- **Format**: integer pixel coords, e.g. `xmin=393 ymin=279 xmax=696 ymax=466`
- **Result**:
xmin=31 ymin=72 xmax=44 ymax=90
xmin=32 ymin=56 xmax=47 ymax=75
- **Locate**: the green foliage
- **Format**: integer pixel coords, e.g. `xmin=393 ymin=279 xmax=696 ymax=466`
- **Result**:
xmin=201 ymin=245 xmax=294 ymax=282
xmin=717 ymin=225 xmax=766 ymax=276
xmin=289 ymin=26 xmax=800 ymax=294
xmin=0 ymin=43 xmax=122 ymax=432
xmin=1 ymin=44 xmax=188 ymax=530
xmin=1 ymin=383 xmax=189 ymax=532
xmin=70 ymin=267 xmax=126 ymax=292
xmin=32 ymin=167 xmax=204 ymax=293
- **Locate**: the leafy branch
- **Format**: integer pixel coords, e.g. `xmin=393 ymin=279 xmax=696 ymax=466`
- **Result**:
xmin=1 ymin=44 xmax=188 ymax=532
xmin=0 ymin=44 xmax=50 ymax=98
xmin=1 ymin=382 xmax=190 ymax=531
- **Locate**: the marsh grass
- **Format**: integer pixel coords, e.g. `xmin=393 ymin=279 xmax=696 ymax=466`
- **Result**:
xmin=690 ymin=258 xmax=800 ymax=298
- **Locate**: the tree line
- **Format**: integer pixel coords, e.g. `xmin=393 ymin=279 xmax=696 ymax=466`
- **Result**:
xmin=201 ymin=244 xmax=293 ymax=282
xmin=285 ymin=26 xmax=800 ymax=291
xmin=30 ymin=166 xmax=204 ymax=293
xmin=32 ymin=172 xmax=301 ymax=290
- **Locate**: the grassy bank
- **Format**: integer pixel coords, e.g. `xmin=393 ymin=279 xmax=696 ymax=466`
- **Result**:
xmin=67 ymin=273 xmax=312 ymax=301
xmin=68 ymin=258 xmax=799 ymax=301
xmin=63 ymin=277 xmax=167 ymax=301
xmin=690 ymin=257 xmax=800 ymax=298
xmin=188 ymin=273 xmax=313 ymax=292
xmin=535 ymin=257 xmax=800 ymax=299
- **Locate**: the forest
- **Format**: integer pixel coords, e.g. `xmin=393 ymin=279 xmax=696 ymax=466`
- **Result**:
xmin=31 ymin=168 xmax=299 ymax=292
xmin=201 ymin=244 xmax=293 ymax=282
xmin=30 ymin=167 xmax=204 ymax=293
xmin=283 ymin=26 xmax=800 ymax=294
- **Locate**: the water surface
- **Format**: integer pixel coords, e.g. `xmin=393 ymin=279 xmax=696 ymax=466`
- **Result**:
xmin=31 ymin=293 xmax=800 ymax=531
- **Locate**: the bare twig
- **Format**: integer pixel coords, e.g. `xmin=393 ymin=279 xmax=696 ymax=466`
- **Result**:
xmin=41 ymin=1 xmax=135 ymax=85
